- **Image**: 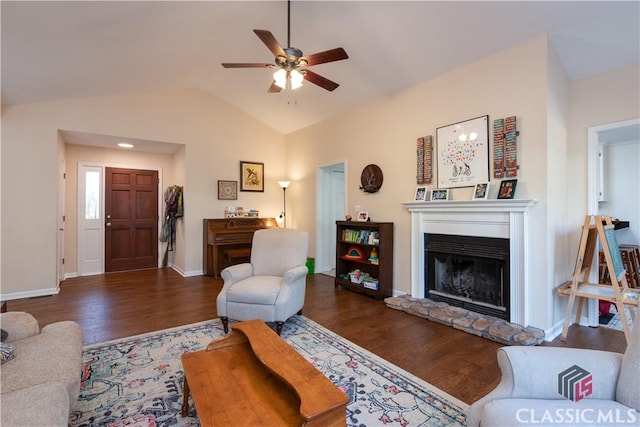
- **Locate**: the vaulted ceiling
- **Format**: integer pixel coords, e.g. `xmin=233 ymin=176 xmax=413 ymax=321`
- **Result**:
xmin=2 ymin=1 xmax=639 ymax=135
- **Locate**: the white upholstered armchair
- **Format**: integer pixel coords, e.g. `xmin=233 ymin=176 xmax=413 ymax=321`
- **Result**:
xmin=468 ymin=313 xmax=639 ymax=426
xmin=217 ymin=228 xmax=309 ymax=335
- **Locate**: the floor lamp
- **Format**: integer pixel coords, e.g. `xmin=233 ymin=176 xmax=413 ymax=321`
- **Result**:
xmin=277 ymin=181 xmax=291 ymax=227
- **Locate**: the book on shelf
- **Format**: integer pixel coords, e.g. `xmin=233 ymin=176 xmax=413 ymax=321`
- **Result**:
xmin=341 ymin=229 xmax=379 ymax=245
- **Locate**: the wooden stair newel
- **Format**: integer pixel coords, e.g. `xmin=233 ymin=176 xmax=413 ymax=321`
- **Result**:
xmin=560 ymin=215 xmax=638 ymax=343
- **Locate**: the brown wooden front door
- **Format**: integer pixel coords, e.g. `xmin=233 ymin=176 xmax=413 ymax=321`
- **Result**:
xmin=105 ymin=167 xmax=159 ymax=272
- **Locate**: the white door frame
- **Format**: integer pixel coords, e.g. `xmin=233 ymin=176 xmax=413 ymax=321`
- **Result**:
xmin=315 ymin=160 xmax=347 ymax=275
xmin=77 ymin=162 xmax=164 ymax=276
xmin=586 ymin=117 xmax=639 ymax=325
xmin=58 ymin=157 xmax=66 ymax=285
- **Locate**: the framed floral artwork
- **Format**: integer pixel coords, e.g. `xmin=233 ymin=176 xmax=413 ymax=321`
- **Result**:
xmin=436 ymin=115 xmax=490 ymax=189
xmin=218 ymin=180 xmax=237 ymax=200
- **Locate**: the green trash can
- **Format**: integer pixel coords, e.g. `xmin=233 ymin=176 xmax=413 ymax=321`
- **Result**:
xmin=306 ymin=257 xmax=315 ymax=275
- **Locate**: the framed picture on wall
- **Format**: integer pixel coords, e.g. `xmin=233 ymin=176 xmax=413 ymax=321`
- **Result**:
xmin=218 ymin=180 xmax=238 ymax=200
xmin=472 ymin=182 xmax=490 ymax=200
xmin=497 ymin=179 xmax=517 ymax=199
xmin=436 ymin=115 xmax=490 ymax=189
xmin=240 ymin=161 xmax=264 ymax=192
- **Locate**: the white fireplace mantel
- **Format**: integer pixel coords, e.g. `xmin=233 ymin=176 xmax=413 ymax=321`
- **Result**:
xmin=401 ymin=199 xmax=537 ymax=325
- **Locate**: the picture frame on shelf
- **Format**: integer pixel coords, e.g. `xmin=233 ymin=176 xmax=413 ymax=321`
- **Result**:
xmin=436 ymin=115 xmax=490 ymax=189
xmin=414 ymin=186 xmax=428 ymax=201
xmin=240 ymin=161 xmax=264 ymax=192
xmin=497 ymin=179 xmax=517 ymax=199
xmin=430 ymin=188 xmax=450 ymax=201
xmin=217 ymin=180 xmax=238 ymax=200
xmin=357 ymin=211 xmax=369 ymax=222
xmin=472 ymin=182 xmax=490 ymax=200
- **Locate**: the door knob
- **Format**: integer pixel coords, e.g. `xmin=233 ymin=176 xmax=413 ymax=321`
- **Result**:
xmin=106 ymin=222 xmax=112 ymax=227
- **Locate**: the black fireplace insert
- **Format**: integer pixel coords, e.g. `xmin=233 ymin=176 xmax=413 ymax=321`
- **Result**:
xmin=424 ymin=233 xmax=510 ymax=320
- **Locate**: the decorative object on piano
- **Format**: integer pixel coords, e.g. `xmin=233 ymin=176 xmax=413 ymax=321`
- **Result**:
xmin=240 ymin=161 xmax=264 ymax=192
xmin=359 ymin=164 xmax=383 ymax=193
xmin=357 ymin=211 xmax=369 ymax=222
xmin=218 ymin=180 xmax=237 ymax=200
xmin=430 ymin=188 xmax=449 ymax=201
xmin=497 ymin=179 xmax=517 ymax=199
xmin=493 ymin=116 xmax=519 ymax=178
xmin=472 ymin=182 xmax=490 ymax=200
xmin=414 ymin=186 xmax=428 ymax=201
xmin=416 ymin=135 xmax=433 ymax=185
xmin=224 ymin=206 xmax=259 ymax=218
xmin=277 ymin=180 xmax=291 ymax=228
xmin=436 ymin=115 xmax=490 ymax=189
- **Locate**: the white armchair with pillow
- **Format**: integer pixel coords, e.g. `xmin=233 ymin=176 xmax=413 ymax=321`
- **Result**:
xmin=468 ymin=313 xmax=639 ymax=427
xmin=217 ymin=228 xmax=309 ymax=335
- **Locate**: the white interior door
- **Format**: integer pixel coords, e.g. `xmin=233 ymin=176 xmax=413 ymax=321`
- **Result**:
xmin=78 ymin=164 xmax=104 ymax=276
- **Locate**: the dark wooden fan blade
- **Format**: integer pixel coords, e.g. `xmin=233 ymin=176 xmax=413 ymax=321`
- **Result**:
xmin=221 ymin=63 xmax=272 ymax=68
xmin=268 ymin=81 xmax=282 ymax=93
xmin=253 ymin=29 xmax=286 ymax=58
xmin=302 ymin=48 xmax=348 ymax=66
xmin=304 ymin=70 xmax=339 ymax=91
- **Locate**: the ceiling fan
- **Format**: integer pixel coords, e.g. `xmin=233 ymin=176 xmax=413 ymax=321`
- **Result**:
xmin=221 ymin=1 xmax=348 ymax=92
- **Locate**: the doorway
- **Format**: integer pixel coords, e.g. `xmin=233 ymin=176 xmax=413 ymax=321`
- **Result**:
xmin=78 ymin=165 xmax=160 ymax=275
xmin=316 ymin=162 xmax=346 ymax=276
xmin=586 ymin=118 xmax=639 ymax=325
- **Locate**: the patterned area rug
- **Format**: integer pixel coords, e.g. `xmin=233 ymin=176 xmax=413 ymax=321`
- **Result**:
xmin=70 ymin=316 xmax=467 ymax=427
xmin=603 ymin=308 xmax=635 ymax=331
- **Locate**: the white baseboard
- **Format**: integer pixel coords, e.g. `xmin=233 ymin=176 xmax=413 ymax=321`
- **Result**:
xmin=171 ymin=265 xmax=203 ymax=277
xmin=1 ymin=287 xmax=60 ymax=301
xmin=544 ymin=315 xmax=590 ymax=342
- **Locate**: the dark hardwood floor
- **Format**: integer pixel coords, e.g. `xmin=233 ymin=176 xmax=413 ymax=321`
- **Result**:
xmin=5 ymin=269 xmax=626 ymax=405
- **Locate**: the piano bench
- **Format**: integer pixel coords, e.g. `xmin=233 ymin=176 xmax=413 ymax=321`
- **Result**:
xmin=224 ymin=248 xmax=252 ymax=265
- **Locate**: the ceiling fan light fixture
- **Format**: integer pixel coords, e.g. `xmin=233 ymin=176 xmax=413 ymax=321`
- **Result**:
xmin=290 ymin=69 xmax=304 ymax=90
xmin=273 ymin=68 xmax=287 ymax=89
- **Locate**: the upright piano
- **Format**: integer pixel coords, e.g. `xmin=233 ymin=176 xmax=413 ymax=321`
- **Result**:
xmin=203 ymin=218 xmax=277 ymax=277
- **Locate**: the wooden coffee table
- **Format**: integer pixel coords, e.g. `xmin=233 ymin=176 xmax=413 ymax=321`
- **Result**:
xmin=181 ymin=319 xmax=348 ymax=426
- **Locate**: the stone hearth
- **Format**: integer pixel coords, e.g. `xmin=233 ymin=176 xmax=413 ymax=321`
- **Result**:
xmin=385 ymin=295 xmax=544 ymax=345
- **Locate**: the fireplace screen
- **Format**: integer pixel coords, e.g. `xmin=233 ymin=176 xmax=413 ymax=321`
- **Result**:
xmin=425 ymin=233 xmax=509 ymax=319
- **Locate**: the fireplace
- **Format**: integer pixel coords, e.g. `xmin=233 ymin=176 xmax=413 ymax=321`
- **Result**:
xmin=402 ymin=199 xmax=536 ymax=325
xmin=425 ymin=233 xmax=510 ymax=320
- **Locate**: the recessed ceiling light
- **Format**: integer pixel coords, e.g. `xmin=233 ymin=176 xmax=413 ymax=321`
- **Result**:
xmin=118 ymin=142 xmax=134 ymax=148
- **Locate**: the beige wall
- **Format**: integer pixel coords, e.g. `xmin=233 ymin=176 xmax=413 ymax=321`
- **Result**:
xmin=1 ymin=89 xmax=285 ymax=297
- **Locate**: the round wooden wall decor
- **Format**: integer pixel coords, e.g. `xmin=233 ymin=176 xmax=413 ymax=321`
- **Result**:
xmin=360 ymin=164 xmax=383 ymax=193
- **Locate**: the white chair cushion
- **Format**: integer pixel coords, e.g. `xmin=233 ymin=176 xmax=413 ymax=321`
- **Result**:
xmin=226 ymin=276 xmax=282 ymax=305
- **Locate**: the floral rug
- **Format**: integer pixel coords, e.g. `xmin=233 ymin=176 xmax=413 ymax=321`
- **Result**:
xmin=70 ymin=316 xmax=467 ymax=427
